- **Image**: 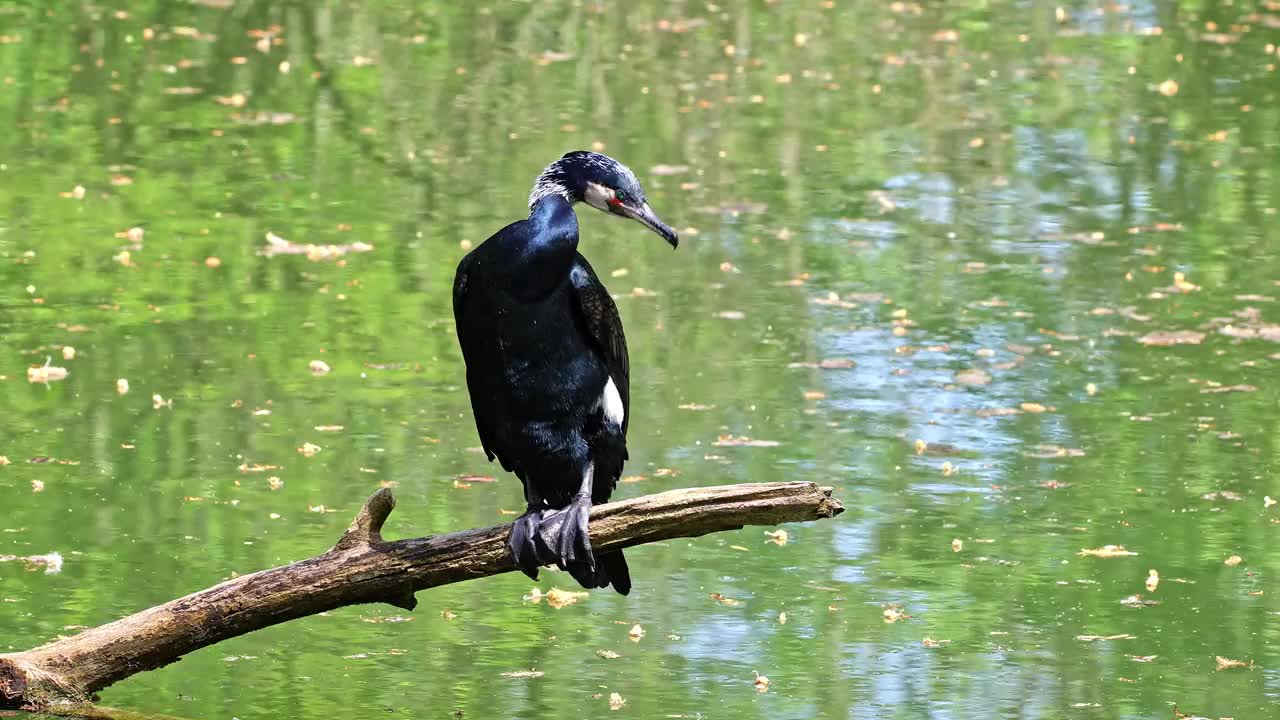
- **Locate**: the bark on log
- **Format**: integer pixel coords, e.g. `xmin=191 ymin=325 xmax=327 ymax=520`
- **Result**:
xmin=0 ymin=481 xmax=842 ymax=712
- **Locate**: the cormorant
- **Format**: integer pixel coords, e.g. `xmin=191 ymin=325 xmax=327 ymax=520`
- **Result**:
xmin=452 ymin=151 xmax=678 ymax=595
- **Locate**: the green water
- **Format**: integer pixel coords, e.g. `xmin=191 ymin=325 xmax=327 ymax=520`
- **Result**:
xmin=1 ymin=2 xmax=1278 ymax=718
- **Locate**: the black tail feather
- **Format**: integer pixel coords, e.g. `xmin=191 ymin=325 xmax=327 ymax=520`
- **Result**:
xmin=597 ymin=550 xmax=630 ymax=595
xmin=568 ymin=550 xmax=631 ymax=594
xmin=564 ymin=550 xmax=631 ymax=595
xmin=570 ymin=548 xmax=629 ymax=594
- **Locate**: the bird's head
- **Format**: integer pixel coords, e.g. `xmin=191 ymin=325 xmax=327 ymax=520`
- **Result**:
xmin=530 ymin=151 xmax=679 ymax=248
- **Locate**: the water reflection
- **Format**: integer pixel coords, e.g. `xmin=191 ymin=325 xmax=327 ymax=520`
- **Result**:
xmin=1 ymin=0 xmax=1278 ymax=718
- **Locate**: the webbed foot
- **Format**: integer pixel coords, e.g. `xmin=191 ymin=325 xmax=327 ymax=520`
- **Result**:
xmin=558 ymin=494 xmax=595 ymax=570
xmin=547 ymin=493 xmax=596 ymax=585
xmin=509 ymin=506 xmax=552 ymax=580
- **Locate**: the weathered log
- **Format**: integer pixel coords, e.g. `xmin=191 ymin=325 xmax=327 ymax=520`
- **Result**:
xmin=0 ymin=481 xmax=843 ymax=712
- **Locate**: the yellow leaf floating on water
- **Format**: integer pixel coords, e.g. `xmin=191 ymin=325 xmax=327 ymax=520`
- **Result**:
xmin=3 ymin=552 xmax=63 ymax=574
xmin=1224 ymin=555 xmax=1242 ymax=567
xmin=309 ymin=359 xmax=331 ymax=375
xmin=545 ymin=588 xmax=589 ymax=609
xmin=31 ymin=480 xmax=45 ymax=493
xmin=1146 ymin=569 xmax=1160 ymax=592
xmin=914 ymin=439 xmax=927 ymax=455
xmin=765 ymin=529 xmax=789 ymax=546
xmin=1158 ymin=79 xmax=1179 ymax=96
xmin=596 ymin=649 xmax=621 ymax=660
xmin=608 ymin=692 xmax=626 ymax=710
xmin=628 ymin=624 xmax=645 ymax=642
xmin=1137 ymin=330 xmax=1205 ymax=346
xmin=1078 ymin=545 xmax=1138 ymax=558
xmin=440 ymin=610 xmax=458 ymax=620
xmin=921 ymin=637 xmax=950 ymax=648
xmin=152 ymin=393 xmax=173 ymax=409
xmin=1025 ymin=445 xmax=1085 ymax=459
xmin=882 ymin=605 xmax=909 ymax=623
xmin=500 ymin=669 xmax=544 ymax=679
xmin=1172 ymin=272 xmax=1199 ymax=292
xmin=116 ymin=378 xmax=129 ymax=395
xmin=61 ymin=346 xmax=75 ymax=361
xmin=714 ymin=435 xmax=781 ymax=447
xmin=1075 ymin=634 xmax=1136 ymax=642
xmin=753 ymin=671 xmax=770 ymax=692
xmin=261 ymin=231 xmax=374 ymax=262
xmin=298 ymin=442 xmax=321 ymax=457
xmin=710 ymin=593 xmax=742 ymax=606
xmin=1215 ymin=656 xmax=1252 ymax=671
xmin=239 ymin=462 xmax=279 ymax=473
xmin=27 ymin=358 xmax=68 ymax=384
xmin=952 ymin=538 xmax=963 ymax=553
xmin=360 ymin=615 xmax=413 ymax=624
xmin=778 ymin=611 xmax=787 ymax=624
xmin=954 ymin=368 xmax=992 ymax=386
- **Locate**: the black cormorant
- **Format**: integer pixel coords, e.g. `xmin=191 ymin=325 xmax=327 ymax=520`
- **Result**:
xmin=452 ymin=151 xmax=678 ymax=595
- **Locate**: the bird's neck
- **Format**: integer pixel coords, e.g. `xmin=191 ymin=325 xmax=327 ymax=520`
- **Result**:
xmin=497 ymin=195 xmax=578 ymax=300
xmin=528 ymin=168 xmax=580 ymax=210
xmin=527 ymin=195 xmax=579 ymax=238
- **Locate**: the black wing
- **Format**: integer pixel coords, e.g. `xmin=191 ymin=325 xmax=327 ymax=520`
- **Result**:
xmin=452 ymin=253 xmax=502 ymax=466
xmin=569 ymin=254 xmax=630 ymax=435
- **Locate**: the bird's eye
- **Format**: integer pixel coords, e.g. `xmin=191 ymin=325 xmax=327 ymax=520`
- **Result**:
xmin=614 ymin=189 xmax=629 ymax=204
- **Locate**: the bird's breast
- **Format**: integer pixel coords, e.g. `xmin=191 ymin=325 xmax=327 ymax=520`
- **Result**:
xmin=480 ymin=298 xmax=603 ymax=416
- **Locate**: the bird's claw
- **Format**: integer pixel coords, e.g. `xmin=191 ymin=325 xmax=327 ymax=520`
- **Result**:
xmin=557 ymin=494 xmax=595 ymax=573
xmin=509 ymin=507 xmax=552 ymax=580
xmin=534 ymin=494 xmax=596 ymax=584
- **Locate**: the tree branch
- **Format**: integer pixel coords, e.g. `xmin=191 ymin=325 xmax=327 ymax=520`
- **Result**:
xmin=0 ymin=481 xmax=842 ymax=712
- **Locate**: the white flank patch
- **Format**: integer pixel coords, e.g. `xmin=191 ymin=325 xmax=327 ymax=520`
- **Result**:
xmin=602 ymin=376 xmax=625 ymax=426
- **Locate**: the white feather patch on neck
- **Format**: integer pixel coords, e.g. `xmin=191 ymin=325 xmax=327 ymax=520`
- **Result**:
xmin=529 ymin=178 xmax=571 ymax=208
xmin=601 ymin=376 xmax=624 ymax=426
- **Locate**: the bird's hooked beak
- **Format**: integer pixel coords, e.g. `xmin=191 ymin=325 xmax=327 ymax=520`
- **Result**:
xmin=623 ymin=202 xmax=679 ymax=248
